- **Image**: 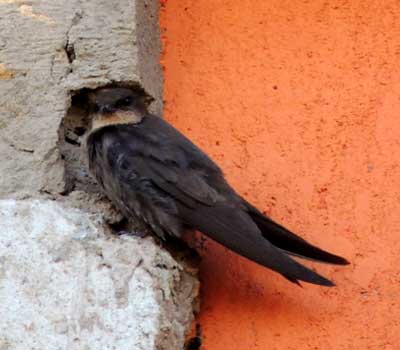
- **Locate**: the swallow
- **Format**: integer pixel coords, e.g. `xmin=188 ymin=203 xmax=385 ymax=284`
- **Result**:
xmin=86 ymin=87 xmax=349 ymax=286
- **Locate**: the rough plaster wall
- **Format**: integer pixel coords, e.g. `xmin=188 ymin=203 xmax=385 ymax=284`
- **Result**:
xmin=0 ymin=1 xmax=198 ymax=348
xmin=0 ymin=199 xmax=198 ymax=350
xmin=0 ymin=0 xmax=162 ymax=197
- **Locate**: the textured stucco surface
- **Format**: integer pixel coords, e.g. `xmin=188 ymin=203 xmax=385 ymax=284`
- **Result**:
xmin=161 ymin=0 xmax=400 ymax=349
xmin=0 ymin=199 xmax=198 ymax=350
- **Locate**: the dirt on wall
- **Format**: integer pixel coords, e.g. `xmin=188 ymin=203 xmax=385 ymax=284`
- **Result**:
xmin=160 ymin=0 xmax=400 ymax=349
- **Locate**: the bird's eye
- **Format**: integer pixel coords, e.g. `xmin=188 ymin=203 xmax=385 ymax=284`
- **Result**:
xmin=120 ymin=96 xmax=133 ymax=105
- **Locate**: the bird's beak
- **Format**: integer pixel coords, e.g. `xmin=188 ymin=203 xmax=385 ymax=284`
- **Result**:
xmin=99 ymin=105 xmax=115 ymax=114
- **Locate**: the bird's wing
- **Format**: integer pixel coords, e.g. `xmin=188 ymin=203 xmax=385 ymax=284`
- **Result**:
xmin=97 ymin=120 xmax=341 ymax=286
xmin=113 ymin=116 xmax=228 ymax=209
xmin=146 ymin=157 xmax=221 ymax=207
xmin=109 ymin=122 xmax=336 ymax=286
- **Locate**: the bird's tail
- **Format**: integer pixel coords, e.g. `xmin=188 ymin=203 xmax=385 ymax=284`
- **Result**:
xmin=246 ymin=203 xmax=349 ymax=266
xmin=181 ymin=205 xmax=347 ymax=286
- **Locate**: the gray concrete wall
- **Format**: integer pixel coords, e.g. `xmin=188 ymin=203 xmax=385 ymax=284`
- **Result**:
xmin=0 ymin=1 xmax=198 ymax=349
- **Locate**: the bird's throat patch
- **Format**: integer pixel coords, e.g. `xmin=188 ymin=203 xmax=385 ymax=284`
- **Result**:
xmin=91 ymin=110 xmax=143 ymax=131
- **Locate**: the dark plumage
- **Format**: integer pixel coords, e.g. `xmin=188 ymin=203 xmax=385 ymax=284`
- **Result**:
xmin=86 ymin=87 xmax=349 ymax=286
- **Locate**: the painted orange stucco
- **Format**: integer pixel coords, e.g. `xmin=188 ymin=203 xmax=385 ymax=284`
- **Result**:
xmin=160 ymin=1 xmax=400 ymax=349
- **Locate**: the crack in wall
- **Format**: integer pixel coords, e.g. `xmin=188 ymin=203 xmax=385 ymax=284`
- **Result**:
xmin=64 ymin=10 xmax=82 ymax=73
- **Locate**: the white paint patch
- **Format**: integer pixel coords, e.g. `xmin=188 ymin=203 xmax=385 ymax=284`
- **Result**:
xmin=19 ymin=5 xmax=56 ymax=25
xmin=0 ymin=0 xmax=26 ymax=4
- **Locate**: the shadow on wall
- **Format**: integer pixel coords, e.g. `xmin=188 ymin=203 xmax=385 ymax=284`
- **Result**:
xmin=58 ymin=90 xmax=93 ymax=195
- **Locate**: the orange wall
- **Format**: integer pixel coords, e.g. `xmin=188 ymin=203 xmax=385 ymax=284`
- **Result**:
xmin=160 ymin=1 xmax=400 ymax=348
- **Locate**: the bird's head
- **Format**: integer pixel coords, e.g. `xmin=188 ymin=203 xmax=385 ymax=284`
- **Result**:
xmin=88 ymin=87 xmax=154 ymax=115
xmin=88 ymin=87 xmax=154 ymax=130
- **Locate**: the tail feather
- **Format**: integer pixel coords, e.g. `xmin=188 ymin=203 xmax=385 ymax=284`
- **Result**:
xmin=246 ymin=203 xmax=349 ymax=266
xmin=181 ymin=205 xmax=337 ymax=286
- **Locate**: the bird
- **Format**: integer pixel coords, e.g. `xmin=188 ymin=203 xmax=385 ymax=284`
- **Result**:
xmin=85 ymin=87 xmax=349 ymax=287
